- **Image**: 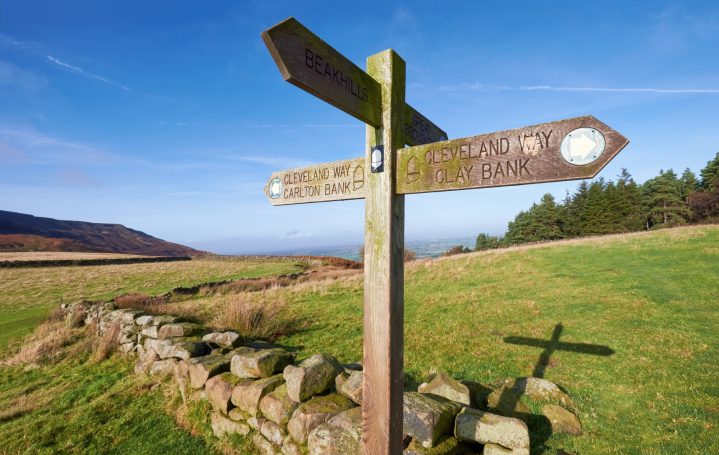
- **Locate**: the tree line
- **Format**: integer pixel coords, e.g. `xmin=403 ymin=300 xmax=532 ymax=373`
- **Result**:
xmin=472 ymin=151 xmax=719 ymax=251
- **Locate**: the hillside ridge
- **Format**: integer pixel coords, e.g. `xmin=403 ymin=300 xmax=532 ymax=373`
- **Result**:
xmin=0 ymin=210 xmax=199 ymax=257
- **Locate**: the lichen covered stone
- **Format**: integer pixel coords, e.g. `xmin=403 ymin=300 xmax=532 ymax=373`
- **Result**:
xmin=206 ymin=372 xmax=248 ymax=414
xmin=287 ymin=393 xmax=355 ymax=444
xmin=284 ymin=353 xmax=343 ymax=402
xmin=231 ymin=348 xmax=293 ymax=378
xmin=232 ymin=373 xmax=285 ymax=416
xmin=418 ymin=373 xmax=472 ymax=406
xmin=454 ymin=408 xmax=529 ymax=454
xmin=403 ymin=392 xmax=462 ymax=448
xmin=541 ymin=404 xmax=582 ymax=435
xmin=259 ymin=384 xmax=299 ymax=426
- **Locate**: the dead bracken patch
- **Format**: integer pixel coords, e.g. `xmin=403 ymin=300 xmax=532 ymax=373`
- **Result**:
xmin=92 ymin=322 xmax=121 ymax=362
xmin=208 ymin=294 xmax=303 ymax=340
xmin=1 ymin=320 xmax=83 ymax=366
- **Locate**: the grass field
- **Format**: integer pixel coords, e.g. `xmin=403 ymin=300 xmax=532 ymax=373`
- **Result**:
xmin=0 ymin=258 xmax=305 ymax=347
xmin=0 ymin=226 xmax=717 ymax=454
xmin=0 ymin=252 xmax=152 ymax=261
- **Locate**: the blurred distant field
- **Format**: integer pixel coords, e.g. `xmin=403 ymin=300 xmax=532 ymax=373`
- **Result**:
xmin=0 ymin=258 xmax=305 ymax=346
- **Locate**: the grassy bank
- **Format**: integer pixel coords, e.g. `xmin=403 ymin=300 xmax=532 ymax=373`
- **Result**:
xmin=0 ymin=226 xmax=717 ymax=453
xmin=173 ymin=225 xmax=717 ymax=454
xmin=0 ymin=258 xmax=304 ymax=347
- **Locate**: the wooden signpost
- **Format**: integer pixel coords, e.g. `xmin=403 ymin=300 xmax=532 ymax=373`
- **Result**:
xmin=261 ymin=16 xmax=628 ymax=455
xmin=264 ymin=157 xmax=365 ymax=205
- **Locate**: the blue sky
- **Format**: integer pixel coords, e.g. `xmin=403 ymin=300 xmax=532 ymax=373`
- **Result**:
xmin=1 ymin=1 xmax=718 ymax=254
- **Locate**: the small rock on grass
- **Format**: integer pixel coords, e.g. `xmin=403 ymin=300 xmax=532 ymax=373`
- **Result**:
xmin=491 ymin=377 xmax=576 ymax=412
xmin=454 ymin=408 xmax=529 ymax=454
xmin=541 ymin=404 xmax=582 ymax=435
xmin=418 ymin=372 xmax=472 ymax=406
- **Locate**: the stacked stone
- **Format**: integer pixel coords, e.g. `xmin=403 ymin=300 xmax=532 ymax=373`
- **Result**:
xmin=61 ymin=302 xmax=583 ymax=455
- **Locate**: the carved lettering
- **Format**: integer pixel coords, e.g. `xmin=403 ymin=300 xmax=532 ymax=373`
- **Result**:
xmin=303 ymin=47 xmax=371 ymax=104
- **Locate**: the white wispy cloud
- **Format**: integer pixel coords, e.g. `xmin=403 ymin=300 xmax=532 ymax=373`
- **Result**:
xmin=47 ymin=55 xmax=130 ymax=91
xmin=0 ymin=60 xmax=45 ymax=91
xmin=281 ymin=229 xmax=314 ymax=239
xmin=215 ymin=154 xmax=313 ymax=169
xmin=0 ymin=125 xmax=116 ymax=165
xmin=439 ymin=82 xmax=719 ymax=94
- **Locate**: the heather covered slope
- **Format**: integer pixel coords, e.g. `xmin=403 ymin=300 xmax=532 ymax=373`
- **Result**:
xmin=0 ymin=210 xmax=199 ymax=257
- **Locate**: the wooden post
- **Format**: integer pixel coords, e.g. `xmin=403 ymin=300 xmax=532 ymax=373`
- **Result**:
xmin=362 ymin=49 xmax=405 ymax=455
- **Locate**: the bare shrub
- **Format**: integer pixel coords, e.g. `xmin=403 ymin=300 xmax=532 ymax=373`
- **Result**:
xmin=1 ymin=321 xmax=81 ymax=366
xmin=404 ymin=249 xmax=417 ymax=262
xmin=210 ymin=295 xmax=300 ymax=340
xmin=115 ymin=293 xmax=168 ymax=313
xmin=115 ymin=293 xmax=152 ymax=306
xmin=442 ymin=245 xmax=471 ymax=257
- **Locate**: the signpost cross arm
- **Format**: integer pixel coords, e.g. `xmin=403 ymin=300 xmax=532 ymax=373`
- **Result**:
xmin=362 ymin=49 xmax=406 ymax=455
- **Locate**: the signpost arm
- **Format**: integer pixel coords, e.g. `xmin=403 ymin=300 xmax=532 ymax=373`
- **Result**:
xmin=363 ymin=49 xmax=405 ymax=455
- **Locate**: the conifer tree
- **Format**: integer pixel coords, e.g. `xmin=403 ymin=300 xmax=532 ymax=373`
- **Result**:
xmin=679 ymin=168 xmax=699 ymax=199
xmin=699 ymin=152 xmax=719 ymax=191
xmin=642 ymin=170 xmax=690 ymax=227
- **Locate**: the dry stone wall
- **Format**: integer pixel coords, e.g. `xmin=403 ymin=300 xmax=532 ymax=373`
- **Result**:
xmin=63 ymin=301 xmax=582 ymax=455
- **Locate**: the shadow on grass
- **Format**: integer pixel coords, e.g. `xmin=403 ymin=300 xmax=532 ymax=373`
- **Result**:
xmin=501 ymin=322 xmax=615 ymax=454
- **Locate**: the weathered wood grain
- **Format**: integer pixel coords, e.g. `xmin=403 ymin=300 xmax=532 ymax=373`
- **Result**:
xmin=263 ymin=157 xmax=365 ymax=205
xmin=403 ymin=103 xmax=447 ymax=146
xmin=396 ymin=116 xmax=628 ymax=195
xmin=261 ymin=17 xmax=382 ymax=127
xmin=362 ymin=49 xmax=405 ymax=455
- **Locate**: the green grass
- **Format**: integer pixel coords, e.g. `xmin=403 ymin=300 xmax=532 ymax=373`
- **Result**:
xmin=0 ymin=226 xmax=717 ymax=454
xmin=0 ymin=259 xmax=304 ymax=346
xmin=265 ymin=226 xmax=718 ymax=454
xmin=0 ymin=357 xmax=220 ymax=454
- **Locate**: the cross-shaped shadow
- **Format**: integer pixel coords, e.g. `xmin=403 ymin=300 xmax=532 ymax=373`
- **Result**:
xmin=497 ymin=323 xmax=615 ymax=453
xmin=504 ymin=322 xmax=615 ymax=378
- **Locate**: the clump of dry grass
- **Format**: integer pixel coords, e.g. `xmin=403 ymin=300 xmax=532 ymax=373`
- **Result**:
xmin=1 ymin=320 xmax=82 ymax=366
xmin=91 ymin=322 xmax=120 ymax=362
xmin=209 ymin=294 xmax=302 ymax=340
